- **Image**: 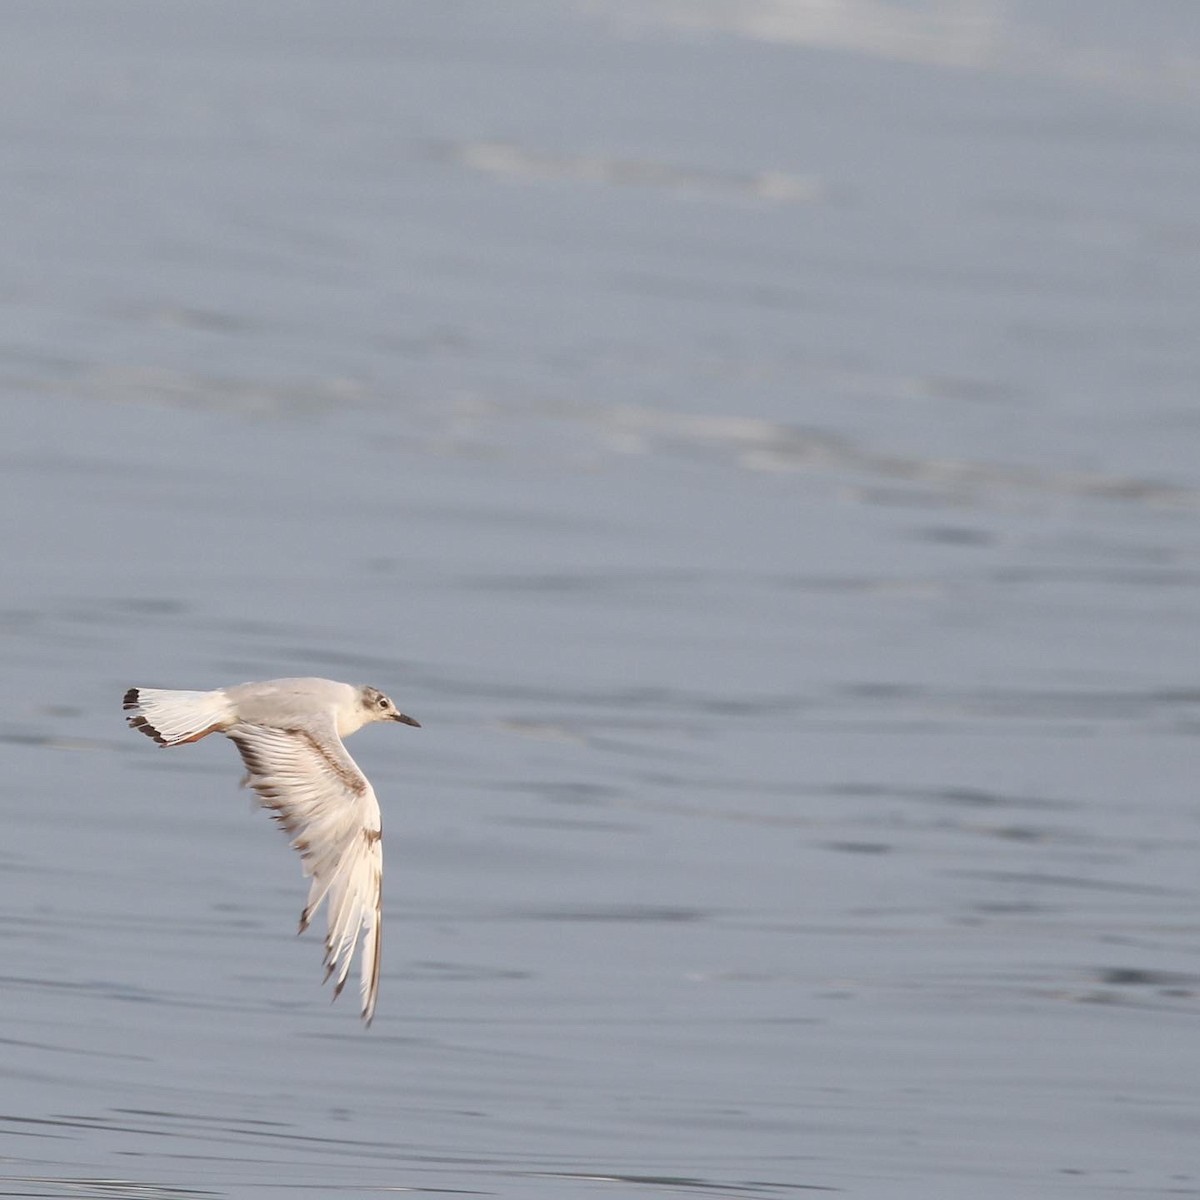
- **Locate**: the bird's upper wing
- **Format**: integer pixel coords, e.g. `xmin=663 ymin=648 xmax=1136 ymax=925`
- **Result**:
xmin=225 ymin=718 xmax=383 ymax=1024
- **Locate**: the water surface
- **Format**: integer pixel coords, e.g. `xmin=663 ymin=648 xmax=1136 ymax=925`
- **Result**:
xmin=2 ymin=2 xmax=1199 ymax=1196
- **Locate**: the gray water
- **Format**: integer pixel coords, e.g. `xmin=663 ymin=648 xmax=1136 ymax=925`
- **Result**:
xmin=2 ymin=2 xmax=1200 ymax=1196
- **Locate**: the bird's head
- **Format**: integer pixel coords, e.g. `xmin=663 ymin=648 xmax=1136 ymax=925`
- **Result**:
xmin=361 ymin=686 xmax=421 ymax=728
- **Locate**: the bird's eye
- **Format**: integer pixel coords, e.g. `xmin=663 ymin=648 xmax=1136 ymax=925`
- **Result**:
xmin=378 ymin=697 xmax=389 ymax=708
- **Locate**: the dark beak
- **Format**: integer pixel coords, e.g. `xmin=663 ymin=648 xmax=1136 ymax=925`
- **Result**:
xmin=393 ymin=712 xmax=421 ymax=728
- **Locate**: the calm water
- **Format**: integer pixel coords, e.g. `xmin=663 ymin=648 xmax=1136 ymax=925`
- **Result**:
xmin=2 ymin=2 xmax=1200 ymax=1196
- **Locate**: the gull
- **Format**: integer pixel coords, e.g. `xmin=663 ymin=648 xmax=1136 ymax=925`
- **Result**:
xmin=123 ymin=677 xmax=420 ymax=1025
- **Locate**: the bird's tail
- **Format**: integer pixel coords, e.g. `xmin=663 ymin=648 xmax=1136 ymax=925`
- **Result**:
xmin=123 ymin=686 xmax=234 ymax=747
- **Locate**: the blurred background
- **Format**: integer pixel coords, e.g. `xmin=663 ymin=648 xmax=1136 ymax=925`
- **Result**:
xmin=2 ymin=1 xmax=1199 ymax=1197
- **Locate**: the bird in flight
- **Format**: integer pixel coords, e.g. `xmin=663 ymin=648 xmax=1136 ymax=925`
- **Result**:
xmin=123 ymin=677 xmax=420 ymax=1024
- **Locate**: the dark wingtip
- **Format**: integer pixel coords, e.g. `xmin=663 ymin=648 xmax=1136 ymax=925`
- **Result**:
xmin=127 ymin=714 xmax=169 ymax=746
xmin=125 ymin=686 xmax=169 ymax=747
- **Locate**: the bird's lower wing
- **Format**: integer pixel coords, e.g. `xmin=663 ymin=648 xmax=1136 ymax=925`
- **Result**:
xmin=225 ymin=720 xmax=384 ymax=1024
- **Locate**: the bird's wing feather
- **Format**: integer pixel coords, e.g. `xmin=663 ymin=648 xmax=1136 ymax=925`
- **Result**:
xmin=225 ymin=719 xmax=383 ymax=1024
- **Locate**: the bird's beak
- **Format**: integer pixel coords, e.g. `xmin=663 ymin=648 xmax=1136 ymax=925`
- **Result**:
xmin=393 ymin=712 xmax=421 ymax=728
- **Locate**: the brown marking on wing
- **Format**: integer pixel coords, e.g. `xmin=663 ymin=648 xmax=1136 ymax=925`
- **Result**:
xmin=128 ymin=716 xmax=221 ymax=746
xmin=228 ymin=730 xmax=268 ymax=777
xmin=127 ymin=714 xmax=169 ymax=746
xmin=175 ymin=724 xmax=222 ymax=744
xmin=292 ymin=729 xmax=368 ymax=796
xmin=125 ymin=686 xmax=221 ymax=746
xmin=227 ymin=733 xmax=300 ymax=841
xmin=227 ymin=727 xmax=372 ymax=852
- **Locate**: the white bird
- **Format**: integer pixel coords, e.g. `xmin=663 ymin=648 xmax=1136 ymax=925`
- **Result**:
xmin=123 ymin=677 xmax=420 ymax=1025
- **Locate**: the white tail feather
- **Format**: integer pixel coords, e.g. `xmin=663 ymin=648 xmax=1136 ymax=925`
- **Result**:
xmin=124 ymin=687 xmax=234 ymax=746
